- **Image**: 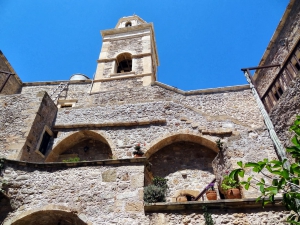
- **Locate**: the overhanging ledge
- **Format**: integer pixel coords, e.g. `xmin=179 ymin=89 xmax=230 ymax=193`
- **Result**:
xmin=144 ymin=198 xmax=284 ymax=212
xmin=4 ymin=157 xmax=147 ymax=169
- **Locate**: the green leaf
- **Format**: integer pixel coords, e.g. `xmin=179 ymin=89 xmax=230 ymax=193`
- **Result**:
xmin=266 ymin=164 xmax=272 ymax=172
xmin=282 ymin=169 xmax=289 ymax=179
xmin=291 ymin=178 xmax=300 ymax=185
xmin=272 ymin=179 xmax=278 ymax=186
xmin=237 ymin=161 xmax=243 ymax=168
xmin=265 ymin=186 xmax=278 ymax=195
xmin=291 ymin=163 xmax=300 ymax=175
xmin=259 ymin=185 xmax=265 ymax=194
xmin=245 ymin=162 xmax=259 ymax=168
xmin=238 ymin=170 xmax=245 ymax=178
xmin=245 ymin=183 xmax=250 ymax=190
xmin=270 ymin=160 xmax=282 ymax=165
xmin=269 ymin=194 xmax=274 ymax=203
xmin=270 ymin=170 xmax=282 ymax=176
xmin=291 ymin=136 xmax=300 ymax=147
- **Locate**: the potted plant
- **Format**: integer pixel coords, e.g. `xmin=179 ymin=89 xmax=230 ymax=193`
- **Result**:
xmin=133 ymin=143 xmax=144 ymax=157
xmin=221 ymin=175 xmax=241 ymax=199
xmin=144 ymin=176 xmax=168 ymax=203
xmin=205 ymin=182 xmax=217 ymax=200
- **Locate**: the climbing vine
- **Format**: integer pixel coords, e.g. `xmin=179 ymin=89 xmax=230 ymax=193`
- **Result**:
xmin=202 ymin=205 xmax=214 ymax=225
xmin=0 ymin=158 xmax=7 ymax=193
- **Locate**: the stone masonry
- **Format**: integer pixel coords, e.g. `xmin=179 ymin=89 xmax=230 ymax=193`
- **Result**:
xmin=0 ymin=13 xmax=295 ymax=224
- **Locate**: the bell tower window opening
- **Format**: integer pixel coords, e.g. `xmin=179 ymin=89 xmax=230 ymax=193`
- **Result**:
xmin=125 ymin=21 xmax=132 ymax=27
xmin=116 ymin=53 xmax=132 ymax=73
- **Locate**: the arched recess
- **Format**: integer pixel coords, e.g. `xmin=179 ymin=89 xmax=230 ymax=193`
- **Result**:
xmin=45 ymin=130 xmax=114 ymax=162
xmin=145 ymin=133 xmax=219 ymax=201
xmin=145 ymin=133 xmax=219 ymax=158
xmin=0 ymin=193 xmax=13 ymax=223
xmin=116 ymin=52 xmax=132 ymax=73
xmin=4 ymin=205 xmax=91 ymax=225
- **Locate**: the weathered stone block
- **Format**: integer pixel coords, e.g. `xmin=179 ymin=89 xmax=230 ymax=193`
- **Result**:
xmin=125 ymin=201 xmax=143 ymax=212
xmin=102 ymin=169 xmax=117 ymax=182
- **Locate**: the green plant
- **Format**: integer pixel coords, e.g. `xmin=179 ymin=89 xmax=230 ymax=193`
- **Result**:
xmin=216 ymin=139 xmax=223 ymax=150
xmin=153 ymin=176 xmax=168 ymax=190
xmin=0 ymin=158 xmax=5 ymax=175
xmin=144 ymin=176 xmax=168 ymax=203
xmin=206 ymin=182 xmax=215 ymax=191
xmin=0 ymin=158 xmax=7 ymax=193
xmin=62 ymin=157 xmax=80 ymax=162
xmin=202 ymin=205 xmax=214 ymax=225
xmin=133 ymin=143 xmax=144 ymax=156
xmin=230 ymin=116 xmax=300 ymax=224
xmin=144 ymin=184 xmax=166 ymax=203
xmin=221 ymin=175 xmax=239 ymax=191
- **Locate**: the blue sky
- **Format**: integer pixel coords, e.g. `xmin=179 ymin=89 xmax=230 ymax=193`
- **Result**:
xmin=0 ymin=1 xmax=289 ymax=90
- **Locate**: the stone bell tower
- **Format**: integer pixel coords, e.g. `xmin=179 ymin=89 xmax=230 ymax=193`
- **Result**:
xmin=91 ymin=15 xmax=159 ymax=92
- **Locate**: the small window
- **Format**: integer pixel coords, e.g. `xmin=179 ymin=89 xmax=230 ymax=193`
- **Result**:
xmin=39 ymin=132 xmax=51 ymax=155
xmin=57 ymin=99 xmax=77 ymax=108
xmin=125 ymin=21 xmax=132 ymax=27
xmin=35 ymin=125 xmax=53 ymax=157
xmin=61 ymin=104 xmax=73 ymax=108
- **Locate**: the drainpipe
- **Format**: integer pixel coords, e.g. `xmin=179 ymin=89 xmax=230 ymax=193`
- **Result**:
xmin=243 ymin=70 xmax=287 ymax=161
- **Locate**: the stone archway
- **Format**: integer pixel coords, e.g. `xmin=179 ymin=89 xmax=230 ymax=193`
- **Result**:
xmin=145 ymin=133 xmax=219 ymax=202
xmin=145 ymin=132 xmax=219 ymax=158
xmin=4 ymin=205 xmax=91 ymax=225
xmin=45 ymin=130 xmax=114 ymax=162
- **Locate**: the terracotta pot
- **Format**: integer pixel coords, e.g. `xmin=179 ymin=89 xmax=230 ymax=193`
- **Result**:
xmin=206 ymin=190 xmax=217 ymax=200
xmin=134 ymin=154 xmax=143 ymax=158
xmin=176 ymin=195 xmax=187 ymax=202
xmin=226 ymin=188 xmax=241 ymax=199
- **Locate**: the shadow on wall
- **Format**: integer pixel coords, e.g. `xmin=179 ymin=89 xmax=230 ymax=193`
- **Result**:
xmin=0 ymin=193 xmax=13 ymax=223
xmin=148 ymin=141 xmax=218 ymax=201
xmin=6 ymin=210 xmax=87 ymax=225
xmin=45 ymin=130 xmax=113 ymax=162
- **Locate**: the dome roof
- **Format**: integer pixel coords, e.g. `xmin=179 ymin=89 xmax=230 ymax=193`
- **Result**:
xmin=70 ymin=73 xmax=90 ymax=81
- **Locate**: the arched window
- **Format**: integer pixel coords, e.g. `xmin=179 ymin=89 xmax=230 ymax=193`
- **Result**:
xmin=125 ymin=21 xmax=132 ymax=27
xmin=116 ymin=53 xmax=132 ymax=73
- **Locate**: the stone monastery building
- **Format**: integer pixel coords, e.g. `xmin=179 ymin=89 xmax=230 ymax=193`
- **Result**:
xmin=0 ymin=0 xmax=300 ymax=224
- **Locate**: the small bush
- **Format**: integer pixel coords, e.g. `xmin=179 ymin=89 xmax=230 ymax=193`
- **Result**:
xmin=153 ymin=176 xmax=168 ymax=190
xmin=62 ymin=157 xmax=80 ymax=162
xmin=144 ymin=185 xmax=166 ymax=203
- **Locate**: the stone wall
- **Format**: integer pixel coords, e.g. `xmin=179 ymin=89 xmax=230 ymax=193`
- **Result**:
xmin=19 ymin=80 xmax=279 ymax=199
xmin=149 ymin=142 xmax=218 ymax=201
xmin=254 ymin=1 xmax=300 ymax=96
xmin=21 ymin=82 xmax=92 ymax=105
xmin=2 ymin=160 xmax=145 ymax=225
xmin=107 ymin=37 xmax=143 ymax=58
xmin=94 ymin=78 xmax=144 ymax=92
xmin=0 ymin=52 xmax=22 ymax=95
xmin=0 ymin=92 xmax=57 ymax=161
xmin=270 ymin=76 xmax=300 ymax=148
xmin=2 ymin=160 xmax=291 ymax=225
xmin=146 ymin=208 xmax=289 ymax=225
xmin=58 ymin=139 xmax=112 ymax=162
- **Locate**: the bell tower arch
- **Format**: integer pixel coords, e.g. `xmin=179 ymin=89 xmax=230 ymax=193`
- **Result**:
xmin=92 ymin=15 xmax=159 ymax=92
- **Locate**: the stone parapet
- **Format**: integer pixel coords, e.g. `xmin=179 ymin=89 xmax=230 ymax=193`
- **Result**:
xmin=4 ymin=157 xmax=147 ymax=168
xmin=145 ymin=198 xmax=284 ymax=212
